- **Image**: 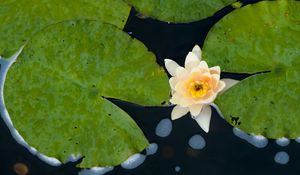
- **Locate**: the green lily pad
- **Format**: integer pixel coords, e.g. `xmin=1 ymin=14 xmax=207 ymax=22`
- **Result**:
xmin=0 ymin=0 xmax=130 ymax=58
xmin=124 ymin=0 xmax=236 ymax=23
xmin=4 ymin=20 xmax=170 ymax=167
xmin=203 ymin=0 xmax=300 ymax=139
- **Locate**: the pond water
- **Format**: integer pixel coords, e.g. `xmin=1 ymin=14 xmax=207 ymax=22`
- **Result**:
xmin=0 ymin=0 xmax=299 ymax=175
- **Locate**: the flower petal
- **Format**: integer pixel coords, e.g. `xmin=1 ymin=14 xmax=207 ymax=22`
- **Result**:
xmin=169 ymin=77 xmax=178 ymax=90
xmin=212 ymin=74 xmax=220 ymax=81
xmin=185 ymin=52 xmax=200 ymax=71
xmin=211 ymin=74 xmax=220 ymax=89
xmin=174 ymin=80 xmax=187 ymax=94
xmin=171 ymin=105 xmax=189 ymax=120
xmin=216 ymin=80 xmax=226 ymax=93
xmin=170 ymin=93 xmax=180 ymax=104
xmin=164 ymin=59 xmax=180 ymax=76
xmin=189 ymin=104 xmax=203 ymax=116
xmin=180 ymin=98 xmax=195 ymax=107
xmin=170 ymin=93 xmax=194 ymax=107
xmin=175 ymin=66 xmax=189 ymax=80
xmin=194 ymin=105 xmax=212 ymax=133
xmin=197 ymin=61 xmax=209 ymax=72
xmin=201 ymin=93 xmax=217 ymax=104
xmin=219 ymin=78 xmax=239 ymax=94
xmin=209 ymin=66 xmax=220 ymax=75
xmin=192 ymin=45 xmax=202 ymax=59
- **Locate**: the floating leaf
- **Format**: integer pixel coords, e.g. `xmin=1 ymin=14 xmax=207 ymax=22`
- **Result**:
xmin=124 ymin=0 xmax=235 ymax=23
xmin=203 ymin=0 xmax=300 ymax=139
xmin=4 ymin=20 xmax=170 ymax=167
xmin=0 ymin=0 xmax=130 ymax=58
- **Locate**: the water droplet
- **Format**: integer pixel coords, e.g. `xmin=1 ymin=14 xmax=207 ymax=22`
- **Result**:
xmin=121 ymin=154 xmax=146 ymax=169
xmin=36 ymin=153 xmax=61 ymax=166
xmin=175 ymin=166 xmax=181 ymax=172
xmin=146 ymin=143 xmax=158 ymax=156
xmin=276 ymin=137 xmax=290 ymax=147
xmin=66 ymin=154 xmax=82 ymax=162
xmin=274 ymin=151 xmax=289 ymax=165
xmin=233 ymin=128 xmax=268 ymax=148
xmin=79 ymin=167 xmax=113 ymax=175
xmin=188 ymin=134 xmax=206 ymax=150
xmin=155 ymin=118 xmax=172 ymax=137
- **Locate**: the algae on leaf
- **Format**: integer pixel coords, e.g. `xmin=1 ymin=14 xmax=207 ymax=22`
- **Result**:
xmin=203 ymin=0 xmax=300 ymax=139
xmin=4 ymin=20 xmax=170 ymax=167
xmin=124 ymin=0 xmax=236 ymax=23
xmin=0 ymin=0 xmax=130 ymax=58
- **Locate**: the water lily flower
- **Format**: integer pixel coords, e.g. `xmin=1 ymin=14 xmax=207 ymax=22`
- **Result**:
xmin=164 ymin=45 xmax=238 ymax=133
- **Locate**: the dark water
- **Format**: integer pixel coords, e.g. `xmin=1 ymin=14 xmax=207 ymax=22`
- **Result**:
xmin=1 ymin=0 xmax=300 ymax=174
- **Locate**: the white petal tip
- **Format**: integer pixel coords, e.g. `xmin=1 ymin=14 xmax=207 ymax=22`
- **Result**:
xmin=171 ymin=115 xmax=183 ymax=121
xmin=209 ymin=66 xmax=221 ymax=75
xmin=192 ymin=45 xmax=202 ymax=59
xmin=164 ymin=59 xmax=172 ymax=65
xmin=198 ymin=61 xmax=209 ymax=71
xmin=196 ymin=119 xmax=209 ymax=133
xmin=198 ymin=123 xmax=210 ymax=133
xmin=192 ymin=45 xmax=201 ymax=52
xmin=164 ymin=59 xmax=180 ymax=76
xmin=202 ymin=127 xmax=209 ymax=133
xmin=171 ymin=117 xmax=177 ymax=121
xmin=171 ymin=105 xmax=189 ymax=120
xmin=185 ymin=52 xmax=201 ymax=70
xmin=194 ymin=105 xmax=212 ymax=133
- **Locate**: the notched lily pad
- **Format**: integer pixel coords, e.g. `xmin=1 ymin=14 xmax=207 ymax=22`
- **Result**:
xmin=4 ymin=20 xmax=170 ymax=167
xmin=0 ymin=0 xmax=130 ymax=58
xmin=124 ymin=0 xmax=236 ymax=23
xmin=203 ymin=0 xmax=300 ymax=139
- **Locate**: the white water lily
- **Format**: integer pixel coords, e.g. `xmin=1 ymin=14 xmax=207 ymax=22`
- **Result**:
xmin=164 ymin=45 xmax=238 ymax=133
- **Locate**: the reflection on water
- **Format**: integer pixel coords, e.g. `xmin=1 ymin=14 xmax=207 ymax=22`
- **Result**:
xmin=175 ymin=166 xmax=181 ymax=172
xmin=146 ymin=143 xmax=158 ymax=155
xmin=233 ymin=128 xmax=268 ymax=148
xmin=233 ymin=127 xmax=295 ymax=165
xmin=274 ymin=151 xmax=289 ymax=165
xmin=188 ymin=134 xmax=206 ymax=150
xmin=275 ymin=137 xmax=290 ymax=147
xmin=79 ymin=167 xmax=113 ymax=175
xmin=121 ymin=153 xmax=146 ymax=170
xmin=155 ymin=118 xmax=172 ymax=137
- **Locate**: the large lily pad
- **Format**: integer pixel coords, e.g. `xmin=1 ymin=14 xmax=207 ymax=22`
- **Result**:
xmin=4 ymin=20 xmax=170 ymax=167
xmin=124 ymin=0 xmax=236 ymax=23
xmin=203 ymin=0 xmax=300 ymax=139
xmin=0 ymin=0 xmax=130 ymax=58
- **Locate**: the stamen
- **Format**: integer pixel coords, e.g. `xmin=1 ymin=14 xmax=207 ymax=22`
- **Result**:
xmin=187 ymin=80 xmax=208 ymax=98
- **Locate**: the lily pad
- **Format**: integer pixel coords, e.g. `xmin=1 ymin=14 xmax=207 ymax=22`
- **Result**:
xmin=4 ymin=20 xmax=170 ymax=167
xmin=203 ymin=0 xmax=300 ymax=139
xmin=0 ymin=0 xmax=130 ymax=58
xmin=124 ymin=0 xmax=236 ymax=23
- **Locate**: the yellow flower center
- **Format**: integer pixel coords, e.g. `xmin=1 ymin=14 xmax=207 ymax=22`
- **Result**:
xmin=188 ymin=80 xmax=209 ymax=98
